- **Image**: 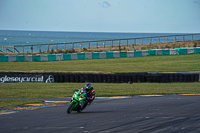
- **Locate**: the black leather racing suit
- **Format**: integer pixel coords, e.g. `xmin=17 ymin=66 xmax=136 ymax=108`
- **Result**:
xmin=86 ymin=87 xmax=95 ymax=105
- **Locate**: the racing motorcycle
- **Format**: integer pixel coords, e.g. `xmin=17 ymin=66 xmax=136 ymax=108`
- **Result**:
xmin=67 ymin=88 xmax=88 ymax=114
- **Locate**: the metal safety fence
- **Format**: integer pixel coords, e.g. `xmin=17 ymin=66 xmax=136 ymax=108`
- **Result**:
xmin=0 ymin=33 xmax=200 ymax=54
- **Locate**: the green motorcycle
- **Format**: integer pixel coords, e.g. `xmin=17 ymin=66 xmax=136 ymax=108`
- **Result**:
xmin=67 ymin=88 xmax=88 ymax=114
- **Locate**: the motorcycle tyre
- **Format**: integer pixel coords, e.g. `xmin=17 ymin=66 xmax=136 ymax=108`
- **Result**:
xmin=67 ymin=101 xmax=76 ymax=114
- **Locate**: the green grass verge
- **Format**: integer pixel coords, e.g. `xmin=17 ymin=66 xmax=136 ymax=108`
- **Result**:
xmin=0 ymin=99 xmax=44 ymax=108
xmin=0 ymin=54 xmax=200 ymax=73
xmin=0 ymin=83 xmax=200 ymax=98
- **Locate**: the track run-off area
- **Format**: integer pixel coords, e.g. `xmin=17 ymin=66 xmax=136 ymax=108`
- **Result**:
xmin=0 ymin=94 xmax=200 ymax=133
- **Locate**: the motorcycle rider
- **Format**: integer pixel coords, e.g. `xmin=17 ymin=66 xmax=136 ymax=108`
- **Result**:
xmin=84 ymin=83 xmax=95 ymax=105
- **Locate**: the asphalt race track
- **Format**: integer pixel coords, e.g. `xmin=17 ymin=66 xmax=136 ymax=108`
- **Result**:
xmin=0 ymin=95 xmax=200 ymax=133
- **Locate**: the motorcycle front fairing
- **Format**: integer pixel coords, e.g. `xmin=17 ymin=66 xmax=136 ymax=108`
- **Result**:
xmin=71 ymin=88 xmax=87 ymax=111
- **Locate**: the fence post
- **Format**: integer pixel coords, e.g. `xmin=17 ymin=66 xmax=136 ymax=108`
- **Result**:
xmin=13 ymin=45 xmax=15 ymax=53
xmin=112 ymin=40 xmax=113 ymax=47
xmin=39 ymin=44 xmax=41 ymax=53
xmin=23 ymin=45 xmax=24 ymax=53
xmin=150 ymin=37 xmax=152 ymax=44
xmin=142 ymin=38 xmax=143 ymax=44
xmin=167 ymin=36 xmax=168 ymax=42
xmin=31 ymin=45 xmax=33 ymax=53
xmin=96 ymin=41 xmax=98 ymax=49
xmin=104 ymin=40 xmax=106 ymax=48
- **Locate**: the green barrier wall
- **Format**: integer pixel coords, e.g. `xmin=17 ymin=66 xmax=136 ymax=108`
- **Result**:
xmin=48 ymin=54 xmax=56 ymax=61
xmin=77 ymin=53 xmax=85 ymax=59
xmin=0 ymin=55 xmax=8 ymax=62
xmin=106 ymin=52 xmax=113 ymax=58
xmin=120 ymin=51 xmax=127 ymax=57
xmin=194 ymin=47 xmax=200 ymax=53
xmin=63 ymin=54 xmax=71 ymax=60
xmin=134 ymin=50 xmax=142 ymax=57
xmin=162 ymin=49 xmax=170 ymax=55
xmin=149 ymin=50 xmax=156 ymax=56
xmin=16 ymin=55 xmax=25 ymax=62
xmin=175 ymin=48 xmax=187 ymax=55
xmin=92 ymin=52 xmax=100 ymax=59
xmin=32 ymin=55 xmax=40 ymax=61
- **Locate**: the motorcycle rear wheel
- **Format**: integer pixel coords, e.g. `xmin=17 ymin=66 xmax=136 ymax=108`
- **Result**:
xmin=67 ymin=101 xmax=76 ymax=114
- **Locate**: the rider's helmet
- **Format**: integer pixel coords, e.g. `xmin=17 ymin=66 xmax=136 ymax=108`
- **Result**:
xmin=85 ymin=83 xmax=92 ymax=91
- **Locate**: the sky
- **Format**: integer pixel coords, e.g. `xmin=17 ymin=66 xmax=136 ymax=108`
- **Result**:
xmin=0 ymin=0 xmax=200 ymax=33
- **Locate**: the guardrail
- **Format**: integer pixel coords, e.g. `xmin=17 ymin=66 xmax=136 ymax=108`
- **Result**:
xmin=1 ymin=33 xmax=200 ymax=54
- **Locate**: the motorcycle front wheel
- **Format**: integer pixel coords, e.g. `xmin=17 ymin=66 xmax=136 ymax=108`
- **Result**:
xmin=67 ymin=101 xmax=76 ymax=114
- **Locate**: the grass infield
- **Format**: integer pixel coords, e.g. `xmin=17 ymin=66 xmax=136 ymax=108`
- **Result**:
xmin=0 ymin=99 xmax=44 ymax=108
xmin=0 ymin=83 xmax=200 ymax=99
xmin=0 ymin=54 xmax=200 ymax=73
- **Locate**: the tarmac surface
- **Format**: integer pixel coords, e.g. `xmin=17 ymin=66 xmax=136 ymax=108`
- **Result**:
xmin=0 ymin=95 xmax=200 ymax=133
